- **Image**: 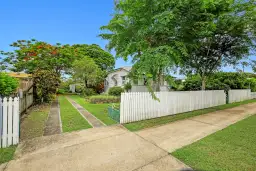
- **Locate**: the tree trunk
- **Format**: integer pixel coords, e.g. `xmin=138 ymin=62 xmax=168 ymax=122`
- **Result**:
xmin=202 ymin=76 xmax=206 ymax=90
xmin=156 ymin=71 xmax=161 ymax=92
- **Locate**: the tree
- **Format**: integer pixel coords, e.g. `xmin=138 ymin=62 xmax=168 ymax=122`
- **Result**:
xmin=100 ymin=0 xmax=187 ymax=92
xmin=241 ymin=61 xmax=249 ymax=73
xmin=101 ymin=0 xmax=255 ymax=91
xmin=72 ymin=57 xmax=103 ymax=91
xmin=180 ymin=0 xmax=255 ymax=90
xmin=33 ymin=69 xmax=61 ymax=103
xmin=0 ymin=39 xmax=75 ymax=75
xmin=71 ymin=44 xmax=115 ymax=71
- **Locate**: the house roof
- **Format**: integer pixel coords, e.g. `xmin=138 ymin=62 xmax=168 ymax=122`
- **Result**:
xmin=121 ymin=66 xmax=132 ymax=72
xmin=7 ymin=72 xmax=32 ymax=79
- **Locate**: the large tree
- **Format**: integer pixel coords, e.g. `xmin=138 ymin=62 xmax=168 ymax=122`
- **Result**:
xmin=100 ymin=0 xmax=188 ymax=91
xmin=72 ymin=57 xmax=104 ymax=90
xmin=101 ymin=0 xmax=255 ymax=91
xmin=179 ymin=0 xmax=255 ymax=89
xmin=0 ymin=39 xmax=75 ymax=75
xmin=71 ymin=44 xmax=115 ymax=71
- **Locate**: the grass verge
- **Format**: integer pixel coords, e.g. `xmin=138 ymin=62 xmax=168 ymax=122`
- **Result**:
xmin=20 ymin=104 xmax=50 ymax=141
xmin=124 ymin=99 xmax=256 ymax=131
xmin=0 ymin=146 xmax=17 ymax=164
xmin=59 ymin=96 xmax=92 ymax=132
xmin=69 ymin=95 xmax=117 ymax=125
xmin=172 ymin=114 xmax=256 ymax=171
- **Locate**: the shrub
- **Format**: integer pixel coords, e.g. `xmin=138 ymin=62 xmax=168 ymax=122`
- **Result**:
xmin=83 ymin=88 xmax=96 ymax=96
xmin=33 ymin=69 xmax=61 ymax=103
xmin=0 ymin=73 xmax=19 ymax=96
xmin=88 ymin=95 xmax=120 ymax=104
xmin=57 ymin=88 xmax=65 ymax=94
xmin=75 ymin=85 xmax=83 ymax=93
xmin=124 ymin=82 xmax=132 ymax=92
xmin=108 ymin=86 xmax=124 ymax=96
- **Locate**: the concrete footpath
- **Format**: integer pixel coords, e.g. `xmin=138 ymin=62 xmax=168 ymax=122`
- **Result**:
xmin=137 ymin=102 xmax=256 ymax=152
xmin=3 ymin=103 xmax=256 ymax=171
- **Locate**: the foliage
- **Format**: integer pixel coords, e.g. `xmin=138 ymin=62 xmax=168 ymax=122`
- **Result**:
xmin=75 ymin=84 xmax=83 ymax=93
xmin=179 ymin=0 xmax=255 ymax=89
xmin=182 ymin=72 xmax=256 ymax=92
xmin=108 ymin=86 xmax=124 ymax=96
xmin=0 ymin=73 xmax=19 ymax=96
xmin=57 ymin=88 xmax=65 ymax=94
xmin=88 ymin=95 xmax=120 ymax=104
xmin=124 ymin=82 xmax=132 ymax=92
xmin=71 ymin=44 xmax=115 ymax=71
xmin=33 ymin=69 xmax=61 ymax=103
xmin=72 ymin=57 xmax=104 ymax=90
xmin=59 ymin=79 xmax=74 ymax=92
xmin=100 ymin=0 xmax=188 ymax=93
xmin=83 ymin=88 xmax=97 ymax=96
xmin=0 ymin=39 xmax=75 ymax=74
xmin=101 ymin=0 xmax=255 ymax=92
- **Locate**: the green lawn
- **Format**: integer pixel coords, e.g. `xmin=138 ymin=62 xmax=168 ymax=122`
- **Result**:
xmin=69 ymin=95 xmax=117 ymax=125
xmin=172 ymin=114 xmax=256 ymax=171
xmin=20 ymin=104 xmax=50 ymax=141
xmin=124 ymin=99 xmax=256 ymax=131
xmin=0 ymin=146 xmax=17 ymax=164
xmin=59 ymin=96 xmax=92 ymax=132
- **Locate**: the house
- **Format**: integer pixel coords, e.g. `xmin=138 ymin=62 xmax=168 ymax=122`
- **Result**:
xmin=104 ymin=66 xmax=169 ymax=92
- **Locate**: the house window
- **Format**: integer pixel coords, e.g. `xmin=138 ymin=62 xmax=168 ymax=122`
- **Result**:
xmin=121 ymin=76 xmax=126 ymax=85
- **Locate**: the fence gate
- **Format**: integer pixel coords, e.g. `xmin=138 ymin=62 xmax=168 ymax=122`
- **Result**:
xmin=0 ymin=97 xmax=20 ymax=148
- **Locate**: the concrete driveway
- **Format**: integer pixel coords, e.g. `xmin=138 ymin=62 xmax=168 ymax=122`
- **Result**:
xmin=3 ymin=103 xmax=256 ymax=171
xmin=4 ymin=126 xmax=188 ymax=171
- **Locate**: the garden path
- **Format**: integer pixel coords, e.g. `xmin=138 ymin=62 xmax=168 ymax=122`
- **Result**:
xmin=66 ymin=97 xmax=105 ymax=127
xmin=43 ymin=98 xmax=62 ymax=136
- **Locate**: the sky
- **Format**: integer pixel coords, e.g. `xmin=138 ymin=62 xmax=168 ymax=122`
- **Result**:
xmin=0 ymin=0 xmax=254 ymax=73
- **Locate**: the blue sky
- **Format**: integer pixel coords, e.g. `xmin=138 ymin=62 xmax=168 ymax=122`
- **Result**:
xmin=0 ymin=0 xmax=254 ymax=73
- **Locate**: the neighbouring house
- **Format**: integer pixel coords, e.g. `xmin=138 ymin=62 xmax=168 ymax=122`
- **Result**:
xmin=104 ymin=66 xmax=169 ymax=92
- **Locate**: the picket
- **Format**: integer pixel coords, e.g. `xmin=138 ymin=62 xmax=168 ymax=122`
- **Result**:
xmin=229 ymin=89 xmax=251 ymax=103
xmin=2 ymin=98 xmax=8 ymax=148
xmin=0 ymin=97 xmax=20 ymax=148
xmin=7 ymin=97 xmax=13 ymax=146
xmin=120 ymin=90 xmax=226 ymax=124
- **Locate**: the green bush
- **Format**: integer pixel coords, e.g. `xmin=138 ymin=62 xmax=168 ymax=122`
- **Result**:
xmin=88 ymin=95 xmax=120 ymax=104
xmin=83 ymin=88 xmax=96 ymax=96
xmin=75 ymin=85 xmax=83 ymax=93
xmin=124 ymin=82 xmax=132 ymax=92
xmin=0 ymin=73 xmax=19 ymax=96
xmin=57 ymin=88 xmax=65 ymax=94
xmin=182 ymin=72 xmax=256 ymax=91
xmin=108 ymin=87 xmax=124 ymax=96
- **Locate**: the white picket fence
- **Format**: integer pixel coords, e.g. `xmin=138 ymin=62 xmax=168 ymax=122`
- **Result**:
xmin=228 ymin=89 xmax=251 ymax=103
xmin=120 ymin=90 xmax=226 ymax=123
xmin=251 ymin=92 xmax=256 ymax=99
xmin=0 ymin=97 xmax=20 ymax=148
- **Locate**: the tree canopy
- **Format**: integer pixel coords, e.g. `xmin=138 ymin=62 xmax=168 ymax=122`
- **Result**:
xmin=100 ymin=0 xmax=256 ymax=91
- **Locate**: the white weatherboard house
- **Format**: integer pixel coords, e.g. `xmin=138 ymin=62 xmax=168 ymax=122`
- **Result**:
xmin=104 ymin=66 xmax=169 ymax=92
